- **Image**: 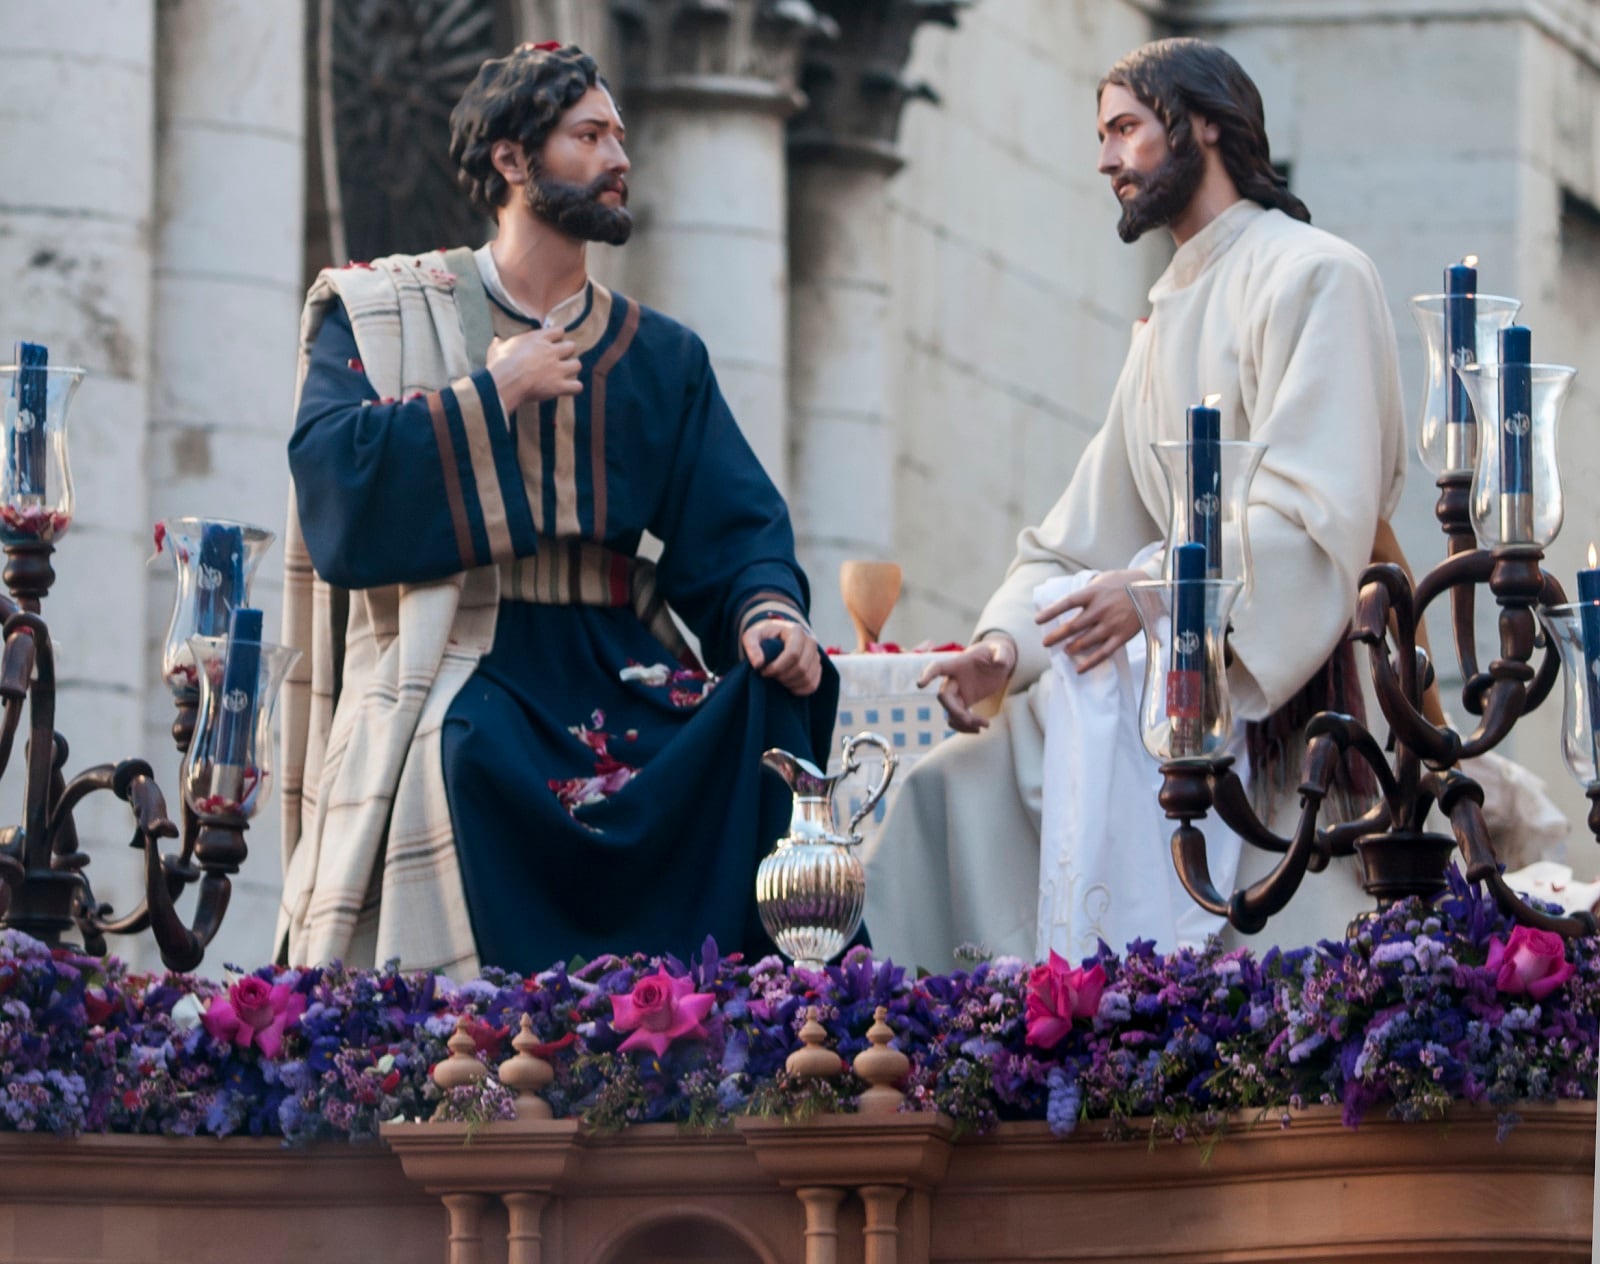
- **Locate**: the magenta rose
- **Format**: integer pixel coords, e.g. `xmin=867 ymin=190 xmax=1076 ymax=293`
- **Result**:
xmin=202 ymin=975 xmax=307 ymax=1058
xmin=1025 ymin=951 xmax=1107 ymax=1050
xmin=1485 ymin=926 xmax=1576 ymax=1001
xmin=609 ymin=966 xmax=716 ymax=1057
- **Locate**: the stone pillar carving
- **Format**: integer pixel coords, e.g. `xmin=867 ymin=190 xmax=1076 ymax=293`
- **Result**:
xmin=142 ymin=0 xmax=306 ymax=968
xmin=0 ymin=4 xmax=156 ymax=930
xmin=610 ymin=0 xmax=836 ymax=490
xmin=786 ymin=1 xmax=963 ymax=643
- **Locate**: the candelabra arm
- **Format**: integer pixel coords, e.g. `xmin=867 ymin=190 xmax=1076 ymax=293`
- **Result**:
xmin=1432 ymin=775 xmax=1597 ymax=938
xmin=1160 ymin=763 xmax=1232 ymax=921
xmin=46 ymin=763 xmax=117 ymax=853
xmin=64 ymin=761 xmax=187 ymax=947
xmin=1163 ymin=733 xmax=1346 ymax=936
xmin=1521 ymin=570 xmax=1569 ymax=713
xmin=1413 ymin=548 xmax=1495 ymax=712
xmin=1449 ymin=678 xmax=1528 ymax=762
xmin=1208 ymin=764 xmax=1290 ymax=854
xmin=0 ymin=695 xmax=23 ymax=790
xmin=3 ymin=612 xmax=56 ymax=877
xmin=1223 ymin=732 xmax=1350 ymax=933
xmin=1319 ymin=798 xmax=1394 ymax=855
xmin=1356 ymin=562 xmax=1422 ymax=700
xmin=1306 ymin=713 xmax=1405 ymax=821
xmin=1354 ymin=568 xmax=1459 ymax=765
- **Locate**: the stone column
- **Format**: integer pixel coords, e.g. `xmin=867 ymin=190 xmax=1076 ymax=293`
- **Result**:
xmin=609 ymin=0 xmax=835 ymax=490
xmin=786 ymin=1 xmax=962 ymax=644
xmin=0 ymin=5 xmax=157 ymax=912
xmin=142 ymin=1 xmax=306 ymax=969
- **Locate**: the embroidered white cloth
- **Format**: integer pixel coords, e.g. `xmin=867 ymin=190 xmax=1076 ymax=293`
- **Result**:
xmin=1033 ymin=558 xmax=1247 ymax=962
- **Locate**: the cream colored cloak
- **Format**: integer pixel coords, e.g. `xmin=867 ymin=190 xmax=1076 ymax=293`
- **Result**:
xmin=863 ymin=201 xmax=1409 ymax=969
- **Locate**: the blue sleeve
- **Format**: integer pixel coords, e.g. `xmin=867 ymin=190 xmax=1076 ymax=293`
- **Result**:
xmin=289 ymin=299 xmax=539 ymax=589
xmin=649 ymin=337 xmax=811 ymax=671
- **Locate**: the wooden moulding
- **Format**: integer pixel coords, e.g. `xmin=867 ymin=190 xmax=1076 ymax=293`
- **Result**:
xmin=0 ymin=1104 xmax=1587 ymax=1263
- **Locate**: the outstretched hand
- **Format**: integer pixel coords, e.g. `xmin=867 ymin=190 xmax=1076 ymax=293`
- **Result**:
xmin=1036 ymin=567 xmax=1146 ymax=672
xmin=742 ymin=619 xmax=822 ymax=696
xmin=919 ymin=636 xmax=1016 ymax=733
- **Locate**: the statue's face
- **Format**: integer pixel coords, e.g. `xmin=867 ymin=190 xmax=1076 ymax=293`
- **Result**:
xmin=1096 ymin=82 xmax=1204 ymax=243
xmin=526 ymin=85 xmax=633 ymax=245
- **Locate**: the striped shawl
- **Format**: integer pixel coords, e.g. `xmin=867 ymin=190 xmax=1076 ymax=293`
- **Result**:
xmin=277 ymin=250 xmax=491 ymax=977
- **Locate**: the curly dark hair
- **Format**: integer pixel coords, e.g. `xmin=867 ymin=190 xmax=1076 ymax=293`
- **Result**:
xmin=449 ymin=43 xmax=609 ymax=217
xmin=1099 ymin=39 xmax=1310 ymax=224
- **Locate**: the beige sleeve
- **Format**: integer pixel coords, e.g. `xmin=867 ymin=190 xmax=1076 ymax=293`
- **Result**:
xmin=1225 ymin=249 xmax=1406 ymax=718
xmin=973 ymin=414 xmax=1164 ymax=692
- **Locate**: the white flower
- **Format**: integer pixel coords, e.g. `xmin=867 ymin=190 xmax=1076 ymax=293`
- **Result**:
xmin=170 ymin=993 xmax=205 ymax=1031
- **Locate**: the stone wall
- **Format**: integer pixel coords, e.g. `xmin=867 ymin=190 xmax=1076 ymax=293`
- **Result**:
xmin=876 ymin=0 xmax=1165 ymax=646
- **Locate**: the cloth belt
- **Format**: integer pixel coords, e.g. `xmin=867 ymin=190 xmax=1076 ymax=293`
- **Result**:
xmin=498 ymin=539 xmax=699 ymax=667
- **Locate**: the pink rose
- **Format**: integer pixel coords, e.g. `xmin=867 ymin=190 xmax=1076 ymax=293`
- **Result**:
xmin=1485 ymin=926 xmax=1576 ymax=1001
xmin=202 ymin=975 xmax=306 ymax=1058
xmin=609 ymin=966 xmax=716 ymax=1057
xmin=1025 ymin=951 xmax=1107 ymax=1050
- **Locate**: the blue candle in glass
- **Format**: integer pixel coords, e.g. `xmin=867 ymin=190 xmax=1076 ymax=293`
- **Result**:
xmin=196 ymin=523 xmax=245 ymax=636
xmin=1168 ymin=542 xmax=1205 ymax=756
xmin=1444 ymin=258 xmax=1477 ymax=471
xmin=1578 ymin=554 xmax=1600 ymax=775
xmin=1497 ymin=324 xmax=1533 ymax=543
xmin=10 ymin=342 xmax=47 ymax=498
xmin=214 ymin=605 xmax=263 ymax=803
xmin=1186 ymin=400 xmax=1221 ymax=578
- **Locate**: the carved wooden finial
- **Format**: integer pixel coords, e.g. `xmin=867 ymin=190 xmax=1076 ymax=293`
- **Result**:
xmin=852 ymin=1005 xmax=909 ymax=1114
xmin=499 ymin=1013 xmax=555 ymax=1120
xmin=432 ymin=1015 xmax=488 ymax=1091
xmin=785 ymin=1004 xmax=844 ymax=1079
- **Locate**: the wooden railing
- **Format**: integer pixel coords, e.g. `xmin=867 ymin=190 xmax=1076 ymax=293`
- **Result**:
xmin=0 ymin=1103 xmax=1589 ymax=1263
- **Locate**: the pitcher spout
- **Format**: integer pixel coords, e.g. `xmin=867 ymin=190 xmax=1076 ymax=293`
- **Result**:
xmin=760 ymin=748 xmax=835 ymax=799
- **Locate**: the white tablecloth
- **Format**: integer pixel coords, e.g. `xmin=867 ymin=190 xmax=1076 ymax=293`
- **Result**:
xmin=826 ymin=651 xmax=959 ymax=849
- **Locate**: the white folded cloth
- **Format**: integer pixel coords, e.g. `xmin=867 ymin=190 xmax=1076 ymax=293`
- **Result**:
xmin=1033 ymin=552 xmax=1247 ymax=961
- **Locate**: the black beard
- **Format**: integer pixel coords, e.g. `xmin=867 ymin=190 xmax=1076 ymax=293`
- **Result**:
xmin=525 ymin=170 xmax=633 ymax=245
xmin=1115 ymin=141 xmax=1206 ymax=243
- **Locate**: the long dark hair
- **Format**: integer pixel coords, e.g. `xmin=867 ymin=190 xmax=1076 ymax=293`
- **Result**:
xmin=449 ymin=44 xmax=607 ymax=217
xmin=1099 ymin=38 xmax=1310 ymax=224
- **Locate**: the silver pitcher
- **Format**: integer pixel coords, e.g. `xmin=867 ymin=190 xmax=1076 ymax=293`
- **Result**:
xmin=756 ymin=732 xmax=897 ymax=969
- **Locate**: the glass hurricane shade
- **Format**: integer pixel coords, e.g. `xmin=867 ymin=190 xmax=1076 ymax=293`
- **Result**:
xmin=1409 ymin=293 xmax=1521 ymax=475
xmin=181 ymin=633 xmax=300 ymax=819
xmin=1128 ymin=577 xmax=1242 ymax=763
xmin=0 ymin=364 xmax=82 ymax=544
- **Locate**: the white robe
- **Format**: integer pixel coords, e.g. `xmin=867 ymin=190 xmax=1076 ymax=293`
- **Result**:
xmin=862 ymin=200 xmax=1408 ymax=970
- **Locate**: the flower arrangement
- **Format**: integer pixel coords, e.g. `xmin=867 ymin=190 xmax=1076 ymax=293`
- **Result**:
xmin=0 ymin=871 xmax=1591 ymax=1146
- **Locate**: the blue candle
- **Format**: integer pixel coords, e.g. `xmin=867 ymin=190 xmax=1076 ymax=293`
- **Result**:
xmin=196 ymin=523 xmax=245 ymax=636
xmin=213 ymin=605 xmax=262 ymax=804
xmin=10 ymin=342 xmax=47 ymax=498
xmin=1444 ymin=258 xmax=1477 ymax=471
xmin=1497 ymin=325 xmax=1533 ymax=543
xmin=1578 ymin=557 xmax=1600 ymax=775
xmin=1168 ymin=542 xmax=1206 ymax=756
xmin=1186 ymin=401 xmax=1221 ymax=578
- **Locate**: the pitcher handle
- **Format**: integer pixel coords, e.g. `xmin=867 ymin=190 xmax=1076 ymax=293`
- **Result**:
xmin=840 ymin=731 xmax=898 ymax=840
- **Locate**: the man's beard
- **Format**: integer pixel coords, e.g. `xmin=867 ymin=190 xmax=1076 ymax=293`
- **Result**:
xmin=525 ymin=168 xmax=632 ymax=245
xmin=1115 ymin=140 xmax=1205 ymax=243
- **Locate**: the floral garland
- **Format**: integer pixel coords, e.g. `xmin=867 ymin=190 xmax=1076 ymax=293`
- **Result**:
xmin=0 ymin=870 xmax=1592 ymax=1146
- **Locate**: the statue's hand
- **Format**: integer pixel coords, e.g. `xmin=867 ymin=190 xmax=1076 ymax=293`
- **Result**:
xmin=486 ymin=326 xmax=581 ymax=413
xmin=919 ymin=636 xmax=1015 ymax=733
xmin=1037 ymin=568 xmax=1145 ymax=672
xmin=743 ymin=619 xmax=822 ymax=696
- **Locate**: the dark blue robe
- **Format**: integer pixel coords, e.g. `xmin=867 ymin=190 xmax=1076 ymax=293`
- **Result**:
xmin=290 ymin=279 xmax=837 ymax=971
